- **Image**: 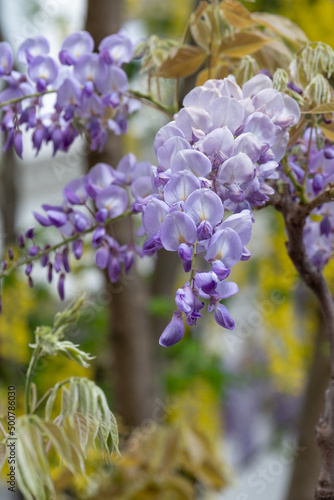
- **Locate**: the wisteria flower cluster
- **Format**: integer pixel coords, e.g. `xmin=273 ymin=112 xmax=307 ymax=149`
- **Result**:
xmin=288 ymin=127 xmax=334 ymax=268
xmin=129 ymin=74 xmax=300 ymax=346
xmin=0 ymin=73 xmax=300 ymax=347
xmin=0 ymin=30 xmax=139 ymax=157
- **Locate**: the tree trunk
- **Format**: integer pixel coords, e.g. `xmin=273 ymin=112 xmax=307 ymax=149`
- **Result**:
xmin=85 ymin=0 xmax=156 ymax=427
xmin=285 ymin=315 xmax=330 ymax=500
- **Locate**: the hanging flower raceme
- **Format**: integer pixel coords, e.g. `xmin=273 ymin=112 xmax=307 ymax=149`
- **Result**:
xmin=128 ymin=74 xmax=300 ymax=345
xmin=0 ymin=30 xmax=139 ymax=157
xmin=286 ymin=127 xmax=334 ymax=268
xmin=0 ymin=74 xmax=301 ymax=346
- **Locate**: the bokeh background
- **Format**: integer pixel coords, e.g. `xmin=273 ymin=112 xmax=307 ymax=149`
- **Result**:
xmin=1 ymin=0 xmax=334 ymax=499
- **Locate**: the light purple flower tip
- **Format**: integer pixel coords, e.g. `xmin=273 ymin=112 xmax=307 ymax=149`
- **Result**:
xmin=17 ymin=36 xmax=50 ymax=64
xmin=95 ymin=185 xmax=128 ymax=218
xmin=95 ymin=245 xmax=110 ymax=269
xmin=64 ymin=176 xmax=89 ymax=205
xmin=160 ymin=211 xmax=197 ymax=251
xmin=98 ymin=31 xmax=134 ymax=65
xmin=0 ymin=42 xmax=13 ymax=75
xmin=159 ymin=312 xmax=185 ymax=347
xmin=184 ymin=188 xmax=224 ymax=227
xmin=214 ymin=303 xmax=235 ymax=329
xmin=59 ymin=31 xmax=94 ymax=65
xmin=206 ymin=228 xmax=243 ymax=268
xmin=58 ymin=273 xmax=65 ymax=301
xmin=28 ymin=56 xmax=58 ymax=89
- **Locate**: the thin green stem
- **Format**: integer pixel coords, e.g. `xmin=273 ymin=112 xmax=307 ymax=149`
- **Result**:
xmin=126 ymin=90 xmax=174 ymax=118
xmin=0 ymin=89 xmax=57 ymax=109
xmin=32 ymin=377 xmax=72 ymax=414
xmin=282 ymin=159 xmax=303 ymax=195
xmin=300 ymin=116 xmax=315 ymax=204
xmin=0 ymin=210 xmax=133 ymax=280
xmin=25 ymin=342 xmax=42 ymax=414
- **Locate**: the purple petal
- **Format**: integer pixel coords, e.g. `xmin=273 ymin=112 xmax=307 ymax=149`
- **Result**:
xmin=0 ymin=42 xmax=13 ymax=75
xmin=95 ymin=185 xmax=128 ymax=218
xmin=216 ymin=281 xmax=239 ymax=299
xmin=160 ymin=211 xmax=197 ymax=251
xmin=171 ymin=149 xmax=212 ymax=177
xmin=59 ymin=31 xmax=94 ymax=65
xmin=95 ymin=246 xmax=110 ymax=269
xmin=154 ymin=123 xmax=185 ymax=154
xmin=214 ymin=303 xmax=235 ymax=329
xmin=86 ymin=163 xmax=116 ymax=198
xmin=64 ymin=176 xmax=89 ymax=205
xmin=218 ymin=152 xmax=255 ymax=186
xmin=164 ymin=170 xmax=201 ymax=205
xmin=242 ymin=74 xmax=273 ymax=98
xmin=142 ymin=198 xmax=169 ymax=237
xmin=159 ymin=312 xmax=185 ymax=347
xmin=210 ymin=97 xmax=244 ymax=133
xmin=218 ymin=210 xmax=253 ymax=246
xmin=17 ymin=36 xmax=50 ymax=64
xmin=174 ymin=107 xmax=212 ymax=141
xmin=184 ymin=188 xmax=224 ymax=226
xmin=98 ymin=31 xmax=134 ymax=65
xmin=206 ymin=228 xmax=243 ymax=267
xmin=28 ymin=56 xmax=58 ymax=85
xmin=157 ymin=136 xmax=191 ymax=171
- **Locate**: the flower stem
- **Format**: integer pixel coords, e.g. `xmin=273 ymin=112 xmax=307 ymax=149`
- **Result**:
xmin=25 ymin=341 xmax=43 ymax=414
xmin=0 ymin=210 xmax=133 ymax=280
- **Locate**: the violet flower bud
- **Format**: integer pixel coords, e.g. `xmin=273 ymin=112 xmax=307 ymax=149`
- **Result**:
xmin=58 ymin=273 xmax=65 ymax=300
xmin=8 ymin=248 xmax=14 ymax=261
xmin=25 ymin=263 xmax=33 ymax=276
xmin=18 ymin=233 xmax=25 ymax=248
xmin=159 ymin=312 xmax=185 ymax=347
xmin=72 ymin=239 xmax=83 ymax=260
xmin=62 ymin=246 xmax=71 ymax=273
xmin=47 ymin=263 xmax=53 ymax=283
xmin=25 ymin=227 xmax=35 ymax=239
xmin=29 ymin=246 xmax=40 ymax=257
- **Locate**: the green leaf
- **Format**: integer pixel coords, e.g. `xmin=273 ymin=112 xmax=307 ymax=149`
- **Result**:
xmin=251 ymin=12 xmax=308 ymax=45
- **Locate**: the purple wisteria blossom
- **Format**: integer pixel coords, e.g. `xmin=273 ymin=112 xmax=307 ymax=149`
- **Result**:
xmin=0 ymin=30 xmax=139 ymax=157
xmin=0 ymin=72 xmax=300 ymax=347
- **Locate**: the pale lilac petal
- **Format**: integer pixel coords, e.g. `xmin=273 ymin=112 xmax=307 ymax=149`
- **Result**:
xmin=171 ymin=149 xmax=212 ymax=177
xmin=154 ymin=122 xmax=185 ymax=154
xmin=234 ymin=133 xmax=262 ymax=163
xmin=196 ymin=127 xmax=234 ymax=157
xmin=174 ymin=107 xmax=212 ymax=140
xmin=218 ymin=152 xmax=255 ymax=186
xmin=0 ymin=42 xmax=13 ymax=75
xmin=210 ymin=97 xmax=244 ymax=133
xmin=218 ymin=210 xmax=253 ymax=245
xmin=157 ymin=136 xmax=191 ymax=171
xmin=64 ymin=176 xmax=89 ymax=205
xmin=184 ymin=188 xmax=224 ymax=226
xmin=242 ymin=73 xmax=273 ymax=98
xmin=17 ymin=36 xmax=50 ymax=64
xmin=131 ymin=176 xmax=154 ymax=200
xmin=98 ymin=31 xmax=134 ymax=65
xmin=216 ymin=281 xmax=239 ymax=299
xmin=159 ymin=312 xmax=184 ymax=347
xmin=270 ymin=128 xmax=289 ymax=162
xmin=243 ymin=112 xmax=276 ymax=145
xmin=142 ymin=199 xmax=169 ymax=237
xmin=98 ymin=65 xmax=128 ymax=94
xmin=164 ymin=170 xmax=201 ymax=205
xmin=59 ymin=31 xmax=94 ymax=65
xmin=95 ymin=185 xmax=128 ymax=218
xmin=206 ymin=228 xmax=243 ymax=267
xmin=28 ymin=56 xmax=58 ymax=85
xmin=183 ymin=86 xmax=219 ymax=111
xmin=160 ymin=211 xmax=197 ymax=251
xmin=214 ymin=303 xmax=235 ymax=329
xmin=87 ymin=163 xmax=116 ymax=198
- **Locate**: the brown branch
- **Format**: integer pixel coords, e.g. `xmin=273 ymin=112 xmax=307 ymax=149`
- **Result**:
xmin=269 ymin=183 xmax=334 ymax=499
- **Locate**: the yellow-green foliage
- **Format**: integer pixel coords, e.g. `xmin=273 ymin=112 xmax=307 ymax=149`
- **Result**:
xmin=279 ymin=0 xmax=334 ymax=46
xmin=0 ymin=280 xmax=33 ymax=365
xmin=257 ymin=211 xmax=315 ymax=394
